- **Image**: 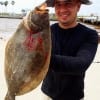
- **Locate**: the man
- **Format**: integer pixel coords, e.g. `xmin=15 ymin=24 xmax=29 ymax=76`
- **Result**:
xmin=41 ymin=0 xmax=98 ymax=100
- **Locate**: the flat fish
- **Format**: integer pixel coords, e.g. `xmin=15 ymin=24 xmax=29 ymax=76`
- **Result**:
xmin=4 ymin=3 xmax=51 ymax=100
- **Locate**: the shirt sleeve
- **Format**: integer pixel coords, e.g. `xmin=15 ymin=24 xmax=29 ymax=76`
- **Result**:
xmin=50 ymin=31 xmax=98 ymax=75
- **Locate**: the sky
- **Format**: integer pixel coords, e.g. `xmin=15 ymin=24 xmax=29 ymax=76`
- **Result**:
xmin=0 ymin=0 xmax=100 ymax=16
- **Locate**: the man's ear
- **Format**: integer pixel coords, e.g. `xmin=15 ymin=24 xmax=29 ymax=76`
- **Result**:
xmin=77 ymin=3 xmax=81 ymax=12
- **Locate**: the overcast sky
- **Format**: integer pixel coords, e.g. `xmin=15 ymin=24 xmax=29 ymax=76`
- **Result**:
xmin=0 ymin=0 xmax=100 ymax=16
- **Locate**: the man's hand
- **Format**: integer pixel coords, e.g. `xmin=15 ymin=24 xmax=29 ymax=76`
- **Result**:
xmin=45 ymin=0 xmax=55 ymax=7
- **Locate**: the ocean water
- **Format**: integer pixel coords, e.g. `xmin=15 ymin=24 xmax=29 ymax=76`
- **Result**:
xmin=0 ymin=18 xmax=21 ymax=39
xmin=0 ymin=18 xmax=57 ymax=40
xmin=0 ymin=18 xmax=99 ymax=39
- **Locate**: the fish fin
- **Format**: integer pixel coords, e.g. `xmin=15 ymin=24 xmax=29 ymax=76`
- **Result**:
xmin=5 ymin=92 xmax=15 ymax=100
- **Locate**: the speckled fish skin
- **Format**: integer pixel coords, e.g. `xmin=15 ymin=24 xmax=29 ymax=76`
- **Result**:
xmin=4 ymin=5 xmax=51 ymax=100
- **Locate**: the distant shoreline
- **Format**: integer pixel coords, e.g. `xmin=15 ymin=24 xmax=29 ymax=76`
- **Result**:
xmin=0 ymin=16 xmax=23 ymax=19
xmin=0 ymin=16 xmax=58 ymax=21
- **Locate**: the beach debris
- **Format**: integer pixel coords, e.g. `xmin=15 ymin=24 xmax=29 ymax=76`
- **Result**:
xmin=4 ymin=3 xmax=51 ymax=100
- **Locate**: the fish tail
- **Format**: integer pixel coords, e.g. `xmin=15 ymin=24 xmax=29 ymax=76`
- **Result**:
xmin=5 ymin=92 xmax=15 ymax=100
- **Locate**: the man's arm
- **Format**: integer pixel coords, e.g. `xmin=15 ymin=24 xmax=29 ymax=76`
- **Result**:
xmin=50 ymin=31 xmax=98 ymax=75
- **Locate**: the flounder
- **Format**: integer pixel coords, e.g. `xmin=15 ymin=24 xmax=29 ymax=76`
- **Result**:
xmin=4 ymin=3 xmax=51 ymax=100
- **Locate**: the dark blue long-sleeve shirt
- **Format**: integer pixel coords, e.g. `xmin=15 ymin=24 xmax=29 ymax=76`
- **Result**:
xmin=41 ymin=23 xmax=98 ymax=100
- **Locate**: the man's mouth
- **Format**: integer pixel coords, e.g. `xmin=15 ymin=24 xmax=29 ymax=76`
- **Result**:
xmin=59 ymin=13 xmax=69 ymax=19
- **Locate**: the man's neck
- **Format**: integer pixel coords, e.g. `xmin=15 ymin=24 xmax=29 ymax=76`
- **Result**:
xmin=58 ymin=22 xmax=78 ymax=29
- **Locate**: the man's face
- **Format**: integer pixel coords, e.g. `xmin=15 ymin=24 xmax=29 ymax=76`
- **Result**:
xmin=54 ymin=0 xmax=81 ymax=27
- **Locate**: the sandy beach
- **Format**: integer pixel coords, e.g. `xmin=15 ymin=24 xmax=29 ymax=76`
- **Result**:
xmin=0 ymin=18 xmax=100 ymax=100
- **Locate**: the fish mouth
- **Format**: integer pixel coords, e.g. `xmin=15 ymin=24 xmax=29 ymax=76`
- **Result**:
xmin=35 ymin=3 xmax=49 ymax=14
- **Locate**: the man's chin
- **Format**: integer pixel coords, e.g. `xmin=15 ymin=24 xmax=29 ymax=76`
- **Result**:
xmin=60 ymin=21 xmax=69 ymax=26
